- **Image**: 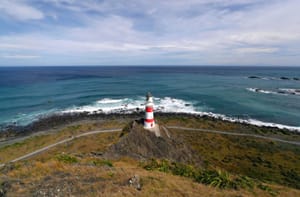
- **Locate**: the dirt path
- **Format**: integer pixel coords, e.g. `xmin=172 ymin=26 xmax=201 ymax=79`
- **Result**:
xmin=167 ymin=126 xmax=300 ymax=146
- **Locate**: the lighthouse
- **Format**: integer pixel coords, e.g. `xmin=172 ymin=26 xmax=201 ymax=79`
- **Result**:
xmin=144 ymin=92 xmax=155 ymax=129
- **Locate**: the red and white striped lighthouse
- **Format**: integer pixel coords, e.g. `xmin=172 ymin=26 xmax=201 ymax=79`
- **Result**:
xmin=144 ymin=92 xmax=155 ymax=129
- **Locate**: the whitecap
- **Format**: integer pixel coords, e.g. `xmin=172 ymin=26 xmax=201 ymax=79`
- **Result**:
xmin=61 ymin=96 xmax=300 ymax=132
xmin=247 ymin=88 xmax=278 ymax=95
xmin=278 ymin=88 xmax=300 ymax=95
xmin=96 ymin=98 xmax=124 ymax=104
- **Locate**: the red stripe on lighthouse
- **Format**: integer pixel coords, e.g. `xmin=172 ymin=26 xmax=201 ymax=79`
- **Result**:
xmin=146 ymin=107 xmax=153 ymax=112
xmin=145 ymin=119 xmax=154 ymax=123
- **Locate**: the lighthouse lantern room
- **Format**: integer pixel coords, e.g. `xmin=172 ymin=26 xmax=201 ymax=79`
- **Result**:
xmin=144 ymin=92 xmax=155 ymax=129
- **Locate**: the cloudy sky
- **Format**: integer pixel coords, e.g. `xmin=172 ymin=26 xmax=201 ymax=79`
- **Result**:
xmin=0 ymin=0 xmax=299 ymax=66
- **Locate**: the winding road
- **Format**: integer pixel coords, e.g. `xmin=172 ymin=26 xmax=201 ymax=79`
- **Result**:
xmin=0 ymin=126 xmax=299 ymax=168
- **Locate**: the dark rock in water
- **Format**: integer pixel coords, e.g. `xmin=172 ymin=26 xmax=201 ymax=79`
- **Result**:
xmin=248 ymin=76 xmax=260 ymax=79
xmin=104 ymin=120 xmax=201 ymax=165
xmin=254 ymin=88 xmax=262 ymax=92
xmin=293 ymin=77 xmax=300 ymax=81
xmin=277 ymin=91 xmax=286 ymax=94
xmin=185 ymin=104 xmax=191 ymax=107
xmin=280 ymin=77 xmax=290 ymax=80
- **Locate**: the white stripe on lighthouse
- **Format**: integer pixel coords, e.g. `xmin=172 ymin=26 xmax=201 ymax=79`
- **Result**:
xmin=144 ymin=92 xmax=155 ymax=129
xmin=145 ymin=112 xmax=154 ymax=119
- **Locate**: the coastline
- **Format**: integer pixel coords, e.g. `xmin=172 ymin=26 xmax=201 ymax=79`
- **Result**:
xmin=1 ymin=112 xmax=300 ymax=142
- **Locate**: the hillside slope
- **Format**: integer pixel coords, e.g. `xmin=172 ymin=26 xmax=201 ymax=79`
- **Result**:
xmin=0 ymin=115 xmax=299 ymax=196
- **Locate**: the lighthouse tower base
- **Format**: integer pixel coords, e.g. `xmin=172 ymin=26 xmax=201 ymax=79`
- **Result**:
xmin=144 ymin=123 xmax=161 ymax=137
xmin=144 ymin=121 xmax=155 ymax=129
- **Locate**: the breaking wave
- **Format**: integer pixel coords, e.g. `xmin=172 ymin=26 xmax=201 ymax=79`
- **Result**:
xmin=247 ymin=88 xmax=300 ymax=96
xmin=248 ymin=76 xmax=300 ymax=81
xmin=62 ymin=97 xmax=198 ymax=114
xmin=62 ymin=96 xmax=300 ymax=132
xmin=246 ymin=88 xmax=275 ymax=94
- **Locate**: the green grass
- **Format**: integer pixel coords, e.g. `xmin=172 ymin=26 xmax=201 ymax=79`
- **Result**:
xmin=56 ymin=154 xmax=79 ymax=164
xmin=91 ymin=159 xmax=113 ymax=167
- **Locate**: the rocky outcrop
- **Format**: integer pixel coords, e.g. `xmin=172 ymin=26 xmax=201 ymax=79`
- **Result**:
xmin=104 ymin=119 xmax=201 ymax=165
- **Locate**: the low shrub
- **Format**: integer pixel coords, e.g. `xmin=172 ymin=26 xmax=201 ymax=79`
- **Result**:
xmin=195 ymin=169 xmax=234 ymax=189
xmin=142 ymin=159 xmax=267 ymax=191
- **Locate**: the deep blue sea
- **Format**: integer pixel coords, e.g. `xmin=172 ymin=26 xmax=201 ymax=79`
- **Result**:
xmin=0 ymin=66 xmax=299 ymax=131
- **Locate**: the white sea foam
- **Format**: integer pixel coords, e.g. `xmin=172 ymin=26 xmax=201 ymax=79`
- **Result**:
xmin=62 ymin=96 xmax=300 ymax=132
xmin=96 ymin=98 xmax=124 ymax=104
xmin=278 ymin=88 xmax=300 ymax=95
xmin=246 ymin=88 xmax=276 ymax=94
xmin=247 ymin=87 xmax=300 ymax=96
xmin=62 ymin=97 xmax=197 ymax=114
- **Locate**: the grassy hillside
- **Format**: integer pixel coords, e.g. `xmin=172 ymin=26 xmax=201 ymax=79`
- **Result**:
xmin=0 ymin=115 xmax=300 ymax=196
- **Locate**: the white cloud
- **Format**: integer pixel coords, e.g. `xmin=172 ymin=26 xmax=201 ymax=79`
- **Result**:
xmin=229 ymin=32 xmax=300 ymax=45
xmin=1 ymin=54 xmax=41 ymax=59
xmin=0 ymin=0 xmax=44 ymax=20
xmin=0 ymin=0 xmax=300 ymax=65
xmin=235 ymin=47 xmax=279 ymax=54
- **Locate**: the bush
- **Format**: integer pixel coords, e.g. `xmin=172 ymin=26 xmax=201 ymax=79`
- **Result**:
xmin=171 ymin=162 xmax=195 ymax=178
xmin=195 ymin=169 xmax=234 ymax=189
xmin=142 ymin=158 xmax=160 ymax=171
xmin=142 ymin=159 xmax=263 ymax=191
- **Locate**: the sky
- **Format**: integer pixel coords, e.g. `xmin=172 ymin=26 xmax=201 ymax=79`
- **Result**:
xmin=0 ymin=0 xmax=299 ymax=66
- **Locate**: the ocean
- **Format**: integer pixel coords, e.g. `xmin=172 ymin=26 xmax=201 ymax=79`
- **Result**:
xmin=0 ymin=66 xmax=299 ymax=131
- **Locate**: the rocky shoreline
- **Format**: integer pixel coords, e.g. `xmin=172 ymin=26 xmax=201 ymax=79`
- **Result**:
xmin=1 ymin=111 xmax=300 ymax=142
xmin=0 ymin=112 xmax=142 ymax=140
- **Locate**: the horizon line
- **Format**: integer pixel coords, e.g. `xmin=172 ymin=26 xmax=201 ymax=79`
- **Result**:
xmin=1 ymin=65 xmax=300 ymax=67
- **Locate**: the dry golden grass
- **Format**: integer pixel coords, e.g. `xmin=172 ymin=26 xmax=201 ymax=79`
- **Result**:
xmin=3 ymin=156 xmax=300 ymax=197
xmin=1 ymin=117 xmax=300 ymax=196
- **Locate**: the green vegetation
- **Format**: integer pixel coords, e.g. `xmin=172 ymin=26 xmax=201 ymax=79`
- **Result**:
xmin=91 ymin=159 xmax=113 ymax=167
xmin=159 ymin=117 xmax=300 ymax=189
xmin=56 ymin=153 xmax=78 ymax=164
xmin=142 ymin=159 xmax=281 ymax=196
xmin=257 ymin=184 xmax=278 ymax=196
xmin=142 ymin=159 xmax=256 ymax=190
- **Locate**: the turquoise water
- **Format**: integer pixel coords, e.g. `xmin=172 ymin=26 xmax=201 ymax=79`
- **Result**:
xmin=0 ymin=66 xmax=299 ymax=130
